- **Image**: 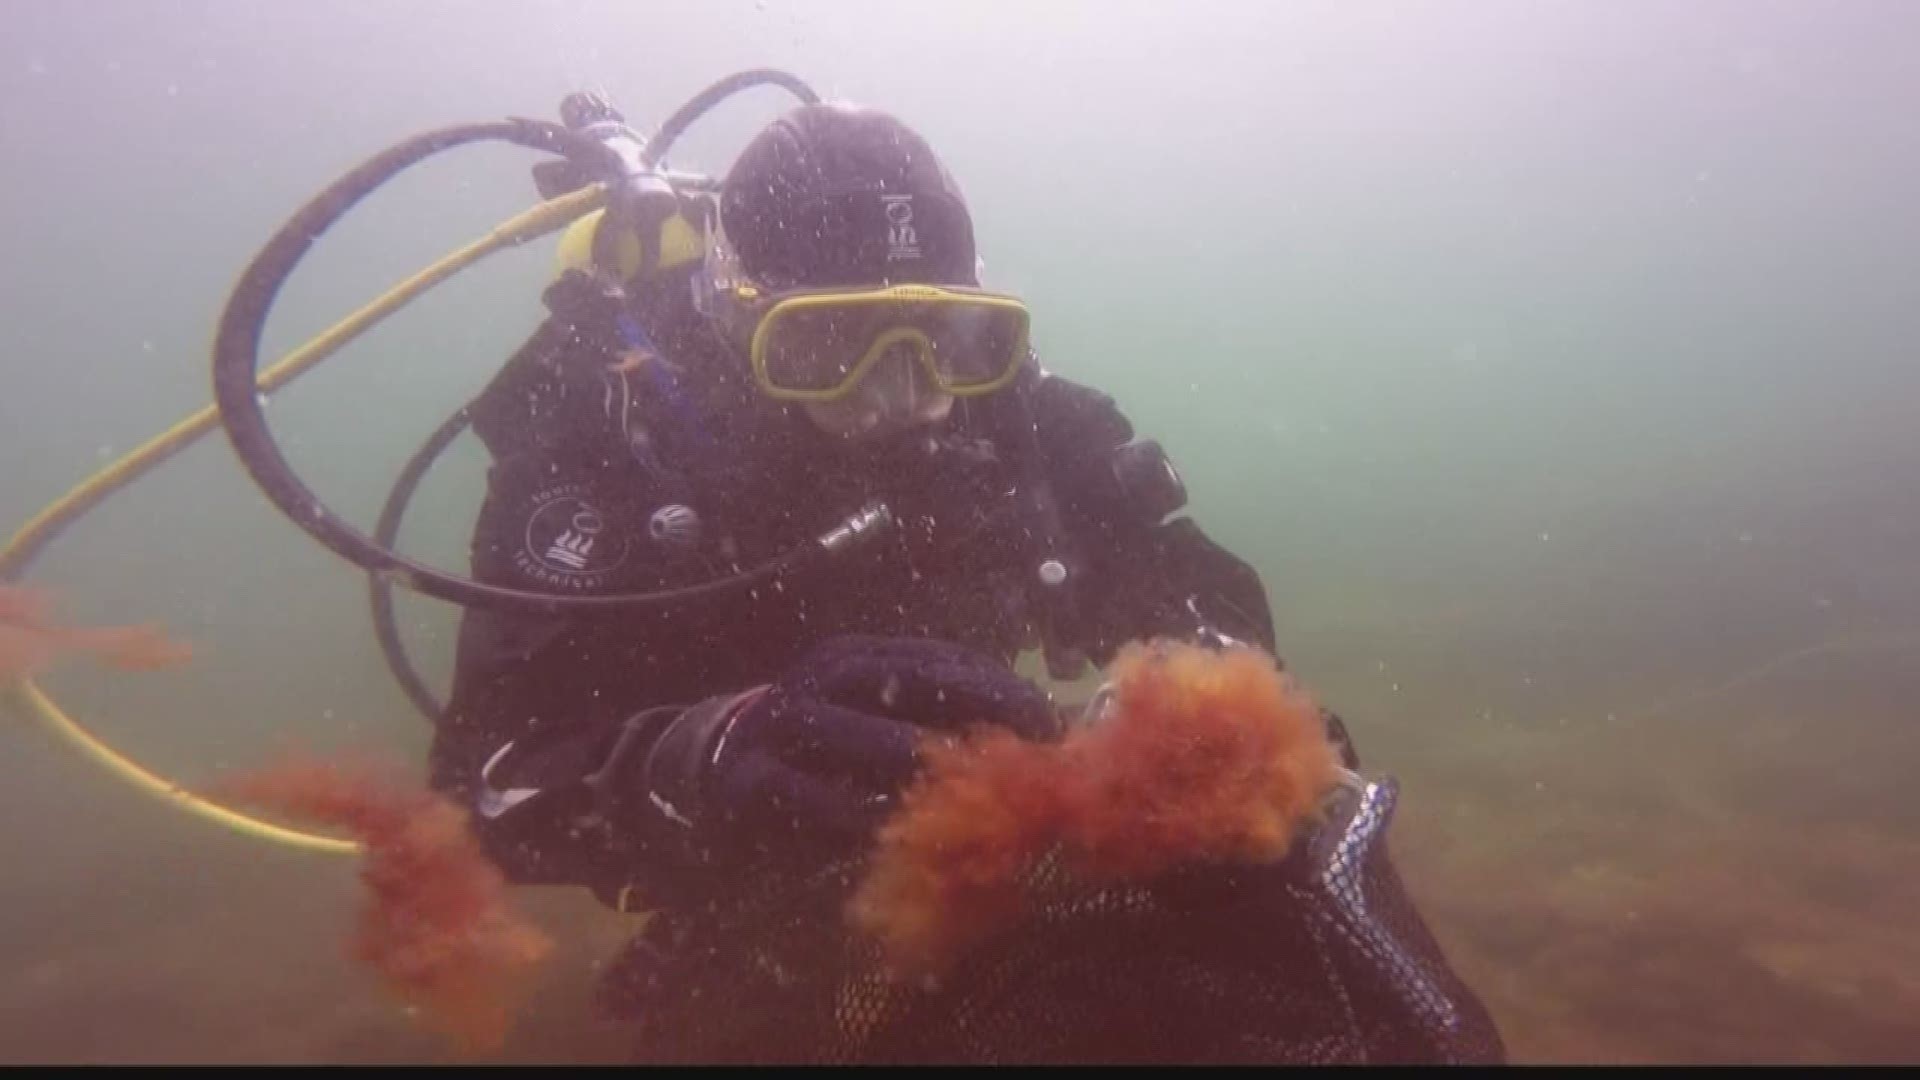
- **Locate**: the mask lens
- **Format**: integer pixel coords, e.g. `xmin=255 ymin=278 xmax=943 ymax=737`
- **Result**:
xmin=759 ymin=306 xmax=875 ymax=393
xmin=923 ymin=303 xmax=1026 ymax=387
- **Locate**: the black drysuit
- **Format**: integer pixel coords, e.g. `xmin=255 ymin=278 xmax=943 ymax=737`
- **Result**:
xmin=426 ymin=287 xmax=1503 ymax=1063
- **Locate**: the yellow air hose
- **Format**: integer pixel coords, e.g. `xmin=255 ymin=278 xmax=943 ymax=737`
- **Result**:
xmin=1 ymin=183 xmax=608 ymax=856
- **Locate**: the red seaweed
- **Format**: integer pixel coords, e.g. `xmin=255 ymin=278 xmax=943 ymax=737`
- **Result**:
xmin=208 ymin=756 xmax=553 ymax=1056
xmin=849 ymin=640 xmax=1345 ymax=981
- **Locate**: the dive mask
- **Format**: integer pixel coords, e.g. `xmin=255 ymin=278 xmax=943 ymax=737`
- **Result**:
xmin=698 ymin=214 xmax=1032 ymax=406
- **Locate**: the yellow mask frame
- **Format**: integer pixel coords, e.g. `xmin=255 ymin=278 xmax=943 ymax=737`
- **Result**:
xmin=741 ymin=283 xmax=1032 ymax=403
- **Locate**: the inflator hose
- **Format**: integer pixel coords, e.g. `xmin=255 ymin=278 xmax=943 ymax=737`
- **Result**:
xmin=211 ymin=120 xmax=816 ymax=617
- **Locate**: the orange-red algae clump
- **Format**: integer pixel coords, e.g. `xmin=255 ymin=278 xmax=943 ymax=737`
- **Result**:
xmin=210 ymin=757 xmax=553 ymax=1056
xmin=850 ymin=640 xmax=1345 ymax=981
xmin=1 ymin=583 xmax=193 ymax=682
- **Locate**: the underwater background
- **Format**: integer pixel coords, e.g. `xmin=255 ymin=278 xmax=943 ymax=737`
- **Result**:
xmin=4 ymin=0 xmax=1918 ymax=1062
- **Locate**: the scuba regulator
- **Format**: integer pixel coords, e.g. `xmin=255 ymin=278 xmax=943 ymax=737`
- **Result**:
xmin=211 ymin=69 xmax=900 ymax=623
xmin=207 ymin=69 xmax=1118 ymax=715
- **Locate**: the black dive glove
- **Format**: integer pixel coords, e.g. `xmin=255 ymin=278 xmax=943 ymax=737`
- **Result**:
xmin=618 ymin=635 xmax=1061 ymax=885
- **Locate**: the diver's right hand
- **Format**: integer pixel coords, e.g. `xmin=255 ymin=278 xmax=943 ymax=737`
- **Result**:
xmin=630 ymin=635 xmax=1061 ymax=881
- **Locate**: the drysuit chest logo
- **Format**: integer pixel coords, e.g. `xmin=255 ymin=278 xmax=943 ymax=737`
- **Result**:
xmin=516 ymin=485 xmax=629 ymax=589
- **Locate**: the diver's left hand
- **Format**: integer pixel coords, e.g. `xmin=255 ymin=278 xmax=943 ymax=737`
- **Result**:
xmin=636 ymin=635 xmax=1062 ymax=880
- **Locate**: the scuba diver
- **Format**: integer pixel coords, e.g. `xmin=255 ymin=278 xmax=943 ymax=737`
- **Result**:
xmin=427 ymin=98 xmax=1506 ymax=1065
xmin=194 ymin=71 xmax=1503 ymax=1064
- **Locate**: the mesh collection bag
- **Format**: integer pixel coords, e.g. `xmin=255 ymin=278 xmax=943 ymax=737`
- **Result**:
xmin=597 ymin=774 xmax=1505 ymax=1065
